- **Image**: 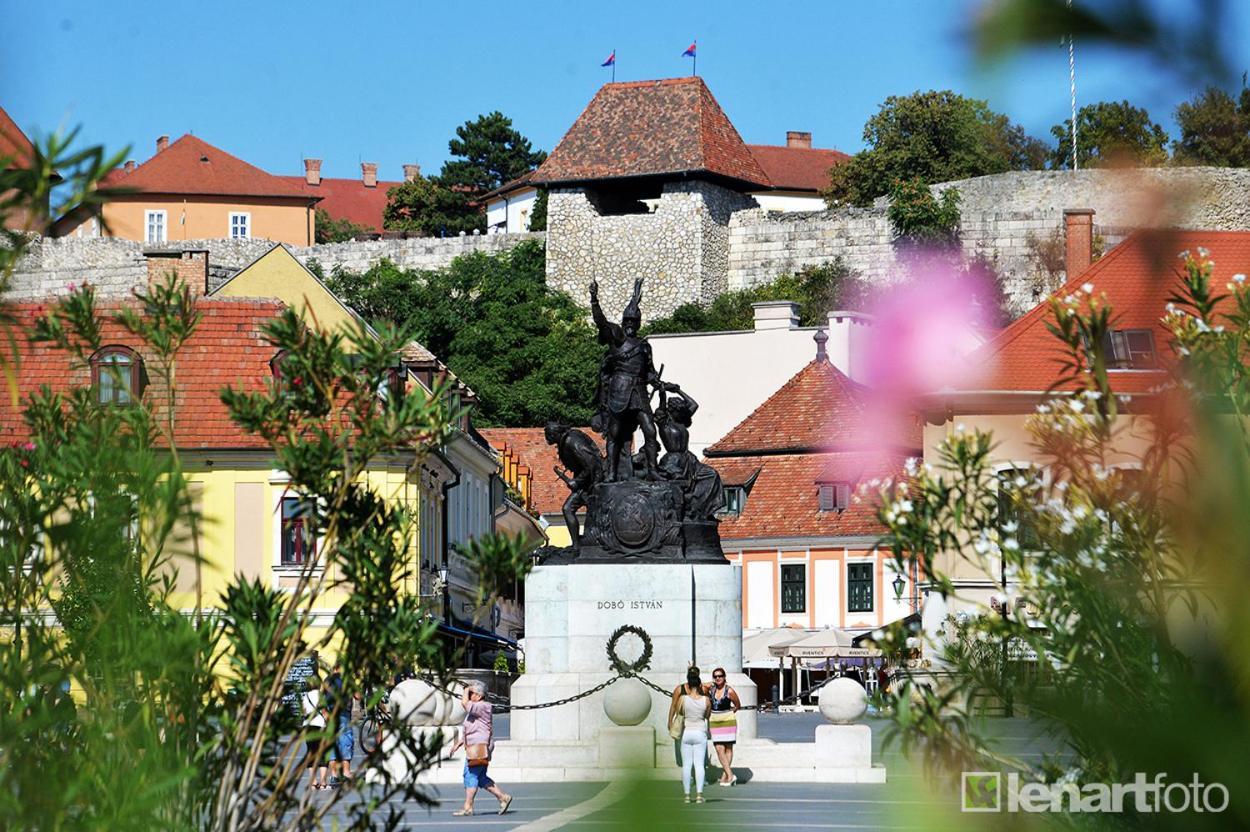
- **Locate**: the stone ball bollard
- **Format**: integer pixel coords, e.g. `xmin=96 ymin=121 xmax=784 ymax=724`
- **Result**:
xmin=387 ymin=678 xmax=465 ymax=727
xmin=818 ymin=677 xmax=868 ymax=724
xmin=603 ymin=678 xmax=652 ymax=726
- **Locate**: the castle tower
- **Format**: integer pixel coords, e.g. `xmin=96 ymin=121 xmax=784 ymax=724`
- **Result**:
xmin=532 ymin=77 xmax=768 ymax=319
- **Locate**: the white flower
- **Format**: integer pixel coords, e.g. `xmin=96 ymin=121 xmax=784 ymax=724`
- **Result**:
xmin=1178 ymin=250 xmax=1190 ymax=260
xmin=1003 ymin=537 xmax=1020 ymax=552
xmin=1002 ymin=520 xmax=1019 ymax=533
xmin=1235 ymin=273 xmax=1247 ymax=284
xmin=1070 ymin=400 xmax=1085 ymax=413
xmin=898 ymin=499 xmax=914 ymax=513
xmin=955 ymin=423 xmax=966 ymax=433
xmin=1165 ymin=302 xmax=1178 ymax=314
xmin=1081 ymin=282 xmax=1094 ymax=294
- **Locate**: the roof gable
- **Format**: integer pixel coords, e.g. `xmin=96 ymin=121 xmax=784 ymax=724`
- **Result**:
xmin=478 ymin=427 xmax=603 ymax=516
xmin=970 ymin=229 xmax=1250 ymax=394
xmin=706 ymin=359 xmax=910 ymax=456
xmin=212 ymin=243 xmax=362 ymax=335
xmin=106 ymin=134 xmax=315 ymax=200
xmin=533 ymin=77 xmax=770 ymax=188
xmin=0 ymin=105 xmax=35 ymax=169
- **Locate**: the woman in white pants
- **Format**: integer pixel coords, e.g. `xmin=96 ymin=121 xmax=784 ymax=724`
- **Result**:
xmin=669 ymin=666 xmax=711 ymax=803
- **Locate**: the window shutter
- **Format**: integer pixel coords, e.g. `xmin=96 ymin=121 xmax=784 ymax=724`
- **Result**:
xmin=836 ymin=484 xmax=850 ymax=511
xmin=818 ymin=484 xmax=834 ymax=512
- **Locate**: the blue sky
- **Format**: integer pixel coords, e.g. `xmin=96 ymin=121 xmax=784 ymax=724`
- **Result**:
xmin=4 ymin=1 xmax=1248 ymax=182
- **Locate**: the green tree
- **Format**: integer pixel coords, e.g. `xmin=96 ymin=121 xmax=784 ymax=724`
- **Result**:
xmin=327 ymin=240 xmax=602 ymax=426
xmin=1050 ymin=99 xmax=1170 ymax=168
xmin=438 ymin=111 xmax=547 ymax=194
xmin=824 ymin=90 xmax=1045 ymax=206
xmin=887 ymin=179 xmax=961 ymax=250
xmin=1173 ymin=81 xmax=1250 ymax=167
xmin=383 ymin=175 xmax=481 ymax=237
xmin=528 ymin=189 xmax=548 ymax=231
xmin=314 ymin=208 xmax=372 ymax=243
xmin=642 ymin=260 xmax=869 ymax=335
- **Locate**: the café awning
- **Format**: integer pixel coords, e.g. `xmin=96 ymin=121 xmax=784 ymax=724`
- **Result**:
xmin=770 ymin=628 xmax=881 ymax=659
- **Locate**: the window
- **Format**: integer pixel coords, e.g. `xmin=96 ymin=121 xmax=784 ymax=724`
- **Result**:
xmin=997 ymin=468 xmax=1041 ymax=549
xmin=1102 ymin=329 xmax=1156 ymax=369
xmin=280 ymin=497 xmax=316 ymax=565
xmin=721 ymin=486 xmax=746 ymax=517
xmin=229 ymin=212 xmax=251 ymax=240
xmin=91 ymin=346 xmax=144 ymax=405
xmin=848 ymin=563 xmax=874 ymax=612
xmin=818 ymin=482 xmax=851 ymax=512
xmin=780 ymin=563 xmax=806 ymax=613
xmin=145 ymin=210 xmax=166 ymax=243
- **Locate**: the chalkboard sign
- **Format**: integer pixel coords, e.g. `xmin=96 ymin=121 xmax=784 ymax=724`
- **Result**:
xmin=282 ymin=652 xmax=319 ymax=718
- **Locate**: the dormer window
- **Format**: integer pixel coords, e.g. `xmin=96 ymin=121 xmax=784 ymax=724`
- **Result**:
xmin=1102 ymin=329 xmax=1156 ymax=369
xmin=91 ymin=346 xmax=144 ymax=405
xmin=721 ymin=486 xmax=746 ymax=517
xmin=818 ymin=482 xmax=851 ymax=512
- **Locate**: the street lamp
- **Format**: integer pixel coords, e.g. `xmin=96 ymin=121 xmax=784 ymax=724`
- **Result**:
xmin=892 ymin=573 xmax=906 ymax=601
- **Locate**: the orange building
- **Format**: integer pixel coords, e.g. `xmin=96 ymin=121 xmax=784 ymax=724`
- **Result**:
xmin=1 ymin=104 xmax=53 ymax=233
xmin=705 ymin=330 xmax=923 ymax=637
xmin=56 ymin=134 xmax=319 ymax=245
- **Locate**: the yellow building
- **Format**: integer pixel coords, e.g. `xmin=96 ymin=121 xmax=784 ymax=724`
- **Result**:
xmin=55 ymin=134 xmax=319 ymax=245
xmin=213 ymin=244 xmax=539 ymax=655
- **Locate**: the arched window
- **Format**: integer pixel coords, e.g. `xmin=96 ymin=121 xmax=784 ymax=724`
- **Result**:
xmin=90 ymin=346 xmax=144 ymax=405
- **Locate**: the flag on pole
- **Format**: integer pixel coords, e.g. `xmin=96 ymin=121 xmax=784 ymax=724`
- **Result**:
xmin=681 ymin=41 xmax=696 ymax=57
xmin=682 ymin=40 xmax=696 ymax=76
xmin=601 ymin=51 xmax=615 ymax=67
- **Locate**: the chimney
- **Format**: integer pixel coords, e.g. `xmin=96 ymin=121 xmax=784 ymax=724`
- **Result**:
xmin=124 ymin=160 xmax=136 ymax=173
xmin=156 ymin=135 xmax=169 ymax=154
xmin=786 ymin=131 xmax=812 ymax=149
xmin=361 ymin=162 xmax=378 ymax=188
xmin=825 ymin=310 xmax=874 ymax=382
xmin=403 ymin=163 xmax=421 ymax=183
xmin=1064 ymin=208 xmax=1095 ymax=279
xmin=752 ymin=300 xmax=800 ymax=331
xmin=144 ymin=249 xmax=209 ymax=296
xmin=303 ymin=158 xmax=322 ymax=186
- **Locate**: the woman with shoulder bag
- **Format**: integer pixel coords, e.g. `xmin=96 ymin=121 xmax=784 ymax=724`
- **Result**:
xmin=707 ymin=667 xmax=741 ymax=786
xmin=668 ymin=666 xmax=711 ymax=803
xmin=448 ymin=681 xmax=513 ymax=817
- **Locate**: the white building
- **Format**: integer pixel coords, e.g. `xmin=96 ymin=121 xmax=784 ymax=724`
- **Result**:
xmin=745 ymin=132 xmax=849 ymax=212
xmin=649 ymin=301 xmax=874 ymax=457
xmin=483 ymin=172 xmax=539 ymax=234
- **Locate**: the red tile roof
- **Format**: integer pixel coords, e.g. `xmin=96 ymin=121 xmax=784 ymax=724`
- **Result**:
xmin=533 ymin=77 xmax=771 ymax=189
xmin=969 ymin=229 xmax=1250 ymax=394
xmin=706 ymin=359 xmax=920 ymax=456
xmin=0 ymin=105 xmax=35 ymax=169
xmin=746 ymin=144 xmax=849 ymax=192
xmin=103 ymin=135 xmax=316 ymax=201
xmin=478 ymin=427 xmax=603 ymax=517
xmin=278 ymin=175 xmax=404 ymax=232
xmin=711 ymin=451 xmax=901 ymax=540
xmin=0 ymin=299 xmax=288 ymax=450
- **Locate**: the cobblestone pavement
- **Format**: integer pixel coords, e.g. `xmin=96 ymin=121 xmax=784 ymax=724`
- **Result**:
xmin=303 ymin=716 xmax=1062 ymax=830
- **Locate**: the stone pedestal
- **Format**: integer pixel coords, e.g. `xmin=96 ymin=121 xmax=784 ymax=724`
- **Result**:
xmin=511 ymin=563 xmax=756 ymax=744
xmin=599 ymin=726 xmax=656 ymax=768
xmin=814 ymin=724 xmax=873 ymax=768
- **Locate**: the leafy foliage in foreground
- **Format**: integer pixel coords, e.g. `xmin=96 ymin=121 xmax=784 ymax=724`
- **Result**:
xmin=871 ymin=251 xmax=1250 ymax=827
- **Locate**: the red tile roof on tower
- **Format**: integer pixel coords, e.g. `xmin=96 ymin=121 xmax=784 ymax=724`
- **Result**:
xmin=705 ymin=359 xmax=919 ymax=456
xmin=745 ymin=144 xmax=849 ymax=192
xmin=0 ymin=298 xmax=288 ymax=450
xmin=532 ymin=77 xmax=771 ymax=189
xmin=0 ymin=105 xmax=35 ymax=169
xmin=966 ymin=229 xmax=1250 ymax=395
xmin=103 ymin=135 xmax=317 ymax=201
xmin=278 ymin=175 xmax=404 ymax=231
xmin=478 ymin=427 xmax=604 ymax=517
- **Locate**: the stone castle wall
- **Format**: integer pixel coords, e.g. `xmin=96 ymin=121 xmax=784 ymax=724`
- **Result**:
xmin=6 ymin=232 xmax=542 ymax=300
xmin=727 ymin=167 xmax=1250 ymax=312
